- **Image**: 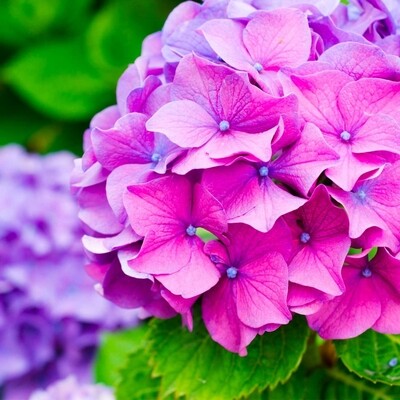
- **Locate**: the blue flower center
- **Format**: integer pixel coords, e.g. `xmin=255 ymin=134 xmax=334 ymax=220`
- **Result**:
xmin=254 ymin=62 xmax=263 ymax=72
xmin=186 ymin=225 xmax=197 ymax=236
xmin=362 ymin=267 xmax=372 ymax=278
xmin=259 ymin=166 xmax=269 ymax=177
xmin=219 ymin=120 xmax=230 ymax=132
xmin=300 ymin=232 xmax=311 ymax=244
xmin=389 ymin=358 xmax=398 ymax=367
xmin=226 ymin=267 xmax=238 ymax=279
xmin=151 ymin=153 xmax=161 ymax=163
xmin=357 ymin=190 xmax=367 ymax=200
xmin=340 ymin=131 xmax=351 ymax=142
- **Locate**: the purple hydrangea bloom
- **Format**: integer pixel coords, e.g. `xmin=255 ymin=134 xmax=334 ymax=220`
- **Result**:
xmin=29 ymin=376 xmax=114 ymax=400
xmin=0 ymin=145 xmax=136 ymax=398
xmin=74 ymin=0 xmax=400 ymax=354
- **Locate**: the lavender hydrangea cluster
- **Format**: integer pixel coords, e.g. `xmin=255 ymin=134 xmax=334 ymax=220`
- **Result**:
xmin=29 ymin=376 xmax=114 ymax=400
xmin=0 ymin=145 xmax=135 ymax=399
xmin=73 ymin=0 xmax=400 ymax=356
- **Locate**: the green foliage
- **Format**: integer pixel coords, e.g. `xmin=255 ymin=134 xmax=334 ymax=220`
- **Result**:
xmin=110 ymin=314 xmax=309 ymax=400
xmin=335 ymin=331 xmax=400 ymax=386
xmin=147 ymin=315 xmax=309 ymax=399
xmin=323 ymin=365 xmax=400 ymax=400
xmin=96 ymin=320 xmax=400 ymax=400
xmin=3 ymin=38 xmax=114 ymax=121
xmin=95 ymin=324 xmax=150 ymax=387
xmin=0 ymin=0 xmax=182 ymax=153
xmin=264 ymin=364 xmax=400 ymax=400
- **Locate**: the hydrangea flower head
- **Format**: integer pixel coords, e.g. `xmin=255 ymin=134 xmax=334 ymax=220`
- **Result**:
xmin=29 ymin=376 xmax=114 ymax=400
xmin=0 ymin=145 xmax=136 ymax=398
xmin=74 ymin=0 xmax=400 ymax=354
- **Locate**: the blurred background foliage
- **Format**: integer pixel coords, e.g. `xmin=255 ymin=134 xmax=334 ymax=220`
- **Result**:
xmin=0 ymin=0 xmax=185 ymax=155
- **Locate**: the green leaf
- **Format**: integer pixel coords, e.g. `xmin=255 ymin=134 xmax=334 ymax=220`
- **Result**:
xmin=147 ymin=314 xmax=309 ymax=400
xmin=0 ymin=0 xmax=64 ymax=47
xmin=324 ymin=364 xmax=400 ymax=400
xmin=335 ymin=330 xmax=400 ymax=385
xmin=3 ymin=38 xmax=114 ymax=120
xmin=196 ymin=228 xmax=217 ymax=242
xmin=95 ymin=324 xmax=149 ymax=387
xmin=112 ymin=324 xmax=177 ymax=400
xmin=263 ymin=367 xmax=325 ymax=400
xmin=116 ymin=350 xmax=167 ymax=400
xmin=264 ymin=364 xmax=400 ymax=400
xmin=85 ymin=1 xmax=168 ymax=83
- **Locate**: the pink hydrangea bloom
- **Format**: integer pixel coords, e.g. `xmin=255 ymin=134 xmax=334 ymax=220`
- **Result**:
xmin=74 ymin=0 xmax=400 ymax=354
xmin=307 ymin=249 xmax=400 ymax=338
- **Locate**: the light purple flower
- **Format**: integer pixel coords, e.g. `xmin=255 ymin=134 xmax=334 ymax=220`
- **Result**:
xmin=29 ymin=376 xmax=114 ymax=400
xmin=0 ymin=145 xmax=136 ymax=398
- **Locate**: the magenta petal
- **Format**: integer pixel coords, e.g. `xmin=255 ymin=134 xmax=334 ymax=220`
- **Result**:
xmin=160 ymin=289 xmax=198 ymax=330
xmin=352 ymin=114 xmax=400 ymax=155
xmin=204 ymin=161 xmax=305 ymax=232
xmin=371 ymin=250 xmax=400 ymax=333
xmin=236 ymin=252 xmax=291 ymax=328
xmin=338 ymin=78 xmax=400 ymax=127
xmin=201 ymin=128 xmax=274 ymax=161
xmin=128 ymin=231 xmax=197 ymax=275
xmin=156 ymin=239 xmax=220 ymax=298
xmin=319 ymin=42 xmax=400 ymax=80
xmin=127 ymin=75 xmax=162 ymax=114
xmin=171 ymin=147 xmax=230 ymax=175
xmin=124 ymin=175 xmax=192 ymax=237
xmin=191 ymin=183 xmax=227 ymax=238
xmin=202 ymin=278 xmax=258 ymax=356
xmin=271 ymin=123 xmax=339 ymax=196
xmin=117 ymin=60 xmax=147 ymax=115
xmin=286 ymin=185 xmax=350 ymax=295
xmin=288 ymin=283 xmax=332 ymax=315
xmin=90 ymin=105 xmax=120 ymax=130
xmin=146 ymin=100 xmax=218 ymax=148
xmin=325 ymin=145 xmax=384 ymax=191
xmin=78 ymin=183 xmax=124 ymax=235
xmin=107 ymin=165 xmax=153 ymax=223
xmin=329 ymin=162 xmax=400 ymax=251
xmin=243 ymin=8 xmax=311 ymax=69
xmin=307 ymin=265 xmax=381 ymax=339
xmin=102 ymin=261 xmax=154 ymax=309
xmin=281 ymin=70 xmax=352 ymax=133
xmin=201 ymin=19 xmax=252 ymax=71
xmin=92 ymin=113 xmax=153 ymax=171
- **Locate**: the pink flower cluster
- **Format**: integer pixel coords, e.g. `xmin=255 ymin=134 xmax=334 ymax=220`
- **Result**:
xmin=73 ymin=0 xmax=400 ymax=355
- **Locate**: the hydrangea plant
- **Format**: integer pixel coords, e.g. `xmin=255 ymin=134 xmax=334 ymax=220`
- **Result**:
xmin=0 ymin=145 xmax=136 ymax=399
xmin=73 ymin=0 xmax=400 ymax=398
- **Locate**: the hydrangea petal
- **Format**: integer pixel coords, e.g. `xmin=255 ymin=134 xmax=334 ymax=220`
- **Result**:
xmin=285 ymin=185 xmax=350 ymax=295
xmin=242 ymin=9 xmax=311 ymax=69
xmin=270 ymin=123 xmax=339 ymax=196
xmin=202 ymin=278 xmax=257 ymax=356
xmin=319 ymin=42 xmax=400 ymax=79
xmin=203 ymin=161 xmax=306 ymax=232
xmin=236 ymin=252 xmax=291 ymax=328
xmin=146 ymin=100 xmax=218 ymax=148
